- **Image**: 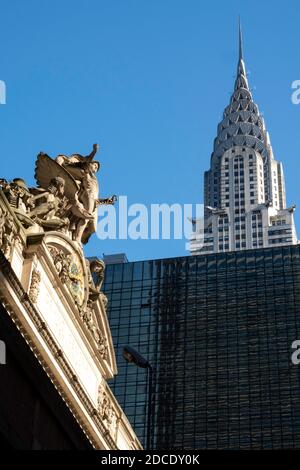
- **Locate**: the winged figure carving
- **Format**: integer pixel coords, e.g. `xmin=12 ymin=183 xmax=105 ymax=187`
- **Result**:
xmin=34 ymin=144 xmax=116 ymax=244
xmin=0 ymin=144 xmax=116 ymax=245
xmin=35 ymin=152 xmax=79 ymax=201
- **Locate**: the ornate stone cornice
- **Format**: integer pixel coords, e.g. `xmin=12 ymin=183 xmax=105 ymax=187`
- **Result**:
xmin=28 ymin=266 xmax=41 ymax=303
xmin=0 ymin=249 xmax=119 ymax=449
xmin=0 ymin=147 xmax=141 ymax=450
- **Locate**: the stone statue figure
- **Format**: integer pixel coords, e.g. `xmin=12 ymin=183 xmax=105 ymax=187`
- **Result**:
xmin=28 ymin=177 xmax=69 ymax=229
xmin=86 ymin=258 xmax=106 ymax=302
xmin=0 ymin=178 xmax=35 ymax=226
xmin=89 ymin=259 xmax=105 ymax=291
xmin=0 ymin=176 xmax=68 ymax=229
xmin=55 ymin=144 xmax=101 ymax=243
xmin=0 ymin=178 xmax=28 ymax=209
xmin=0 ymin=206 xmax=6 ymax=247
xmin=35 ymin=144 xmax=116 ymax=244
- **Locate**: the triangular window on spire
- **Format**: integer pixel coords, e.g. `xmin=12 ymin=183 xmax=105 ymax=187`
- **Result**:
xmin=237 ymin=127 xmax=243 ymax=135
xmin=238 ymin=115 xmax=243 ymax=122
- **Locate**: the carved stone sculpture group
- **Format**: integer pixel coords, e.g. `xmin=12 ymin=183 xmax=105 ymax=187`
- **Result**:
xmin=0 ymin=144 xmax=116 ymax=244
xmin=0 ymin=144 xmax=113 ymax=359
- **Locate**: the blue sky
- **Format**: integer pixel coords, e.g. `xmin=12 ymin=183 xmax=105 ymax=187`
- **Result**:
xmin=0 ymin=0 xmax=300 ymax=261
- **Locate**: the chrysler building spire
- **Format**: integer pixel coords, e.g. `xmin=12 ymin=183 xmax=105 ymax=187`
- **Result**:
xmin=190 ymin=23 xmax=298 ymax=254
xmin=236 ymin=17 xmax=248 ymax=88
xmin=238 ymin=17 xmax=243 ymax=61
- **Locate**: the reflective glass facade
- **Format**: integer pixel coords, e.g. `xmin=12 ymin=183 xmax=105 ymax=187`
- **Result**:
xmin=103 ymin=246 xmax=300 ymax=449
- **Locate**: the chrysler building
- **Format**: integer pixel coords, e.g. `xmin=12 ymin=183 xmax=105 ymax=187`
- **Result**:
xmin=190 ymin=23 xmax=298 ymax=254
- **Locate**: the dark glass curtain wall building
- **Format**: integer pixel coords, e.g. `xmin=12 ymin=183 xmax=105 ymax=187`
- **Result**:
xmin=103 ymin=246 xmax=300 ymax=449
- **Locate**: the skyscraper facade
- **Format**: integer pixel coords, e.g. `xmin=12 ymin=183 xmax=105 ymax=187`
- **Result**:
xmin=104 ymin=246 xmax=300 ymax=449
xmin=103 ymin=25 xmax=300 ymax=450
xmin=190 ymin=24 xmax=298 ymax=254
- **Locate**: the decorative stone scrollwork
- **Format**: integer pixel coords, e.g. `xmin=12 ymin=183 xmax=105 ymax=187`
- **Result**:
xmin=79 ymin=301 xmax=108 ymax=359
xmin=107 ymin=407 xmax=117 ymax=438
xmin=3 ymin=217 xmax=15 ymax=259
xmin=100 ymin=292 xmax=108 ymax=310
xmin=0 ymin=206 xmax=17 ymax=259
xmin=0 ymin=207 xmax=5 ymax=247
xmin=14 ymin=235 xmax=24 ymax=253
xmin=48 ymin=242 xmax=109 ymax=358
xmin=65 ymin=253 xmax=85 ymax=307
xmin=48 ymin=246 xmax=85 ymax=307
xmin=98 ymin=382 xmax=117 ymax=438
xmin=29 ymin=267 xmax=41 ymax=303
xmin=49 ymin=246 xmax=70 ymax=283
